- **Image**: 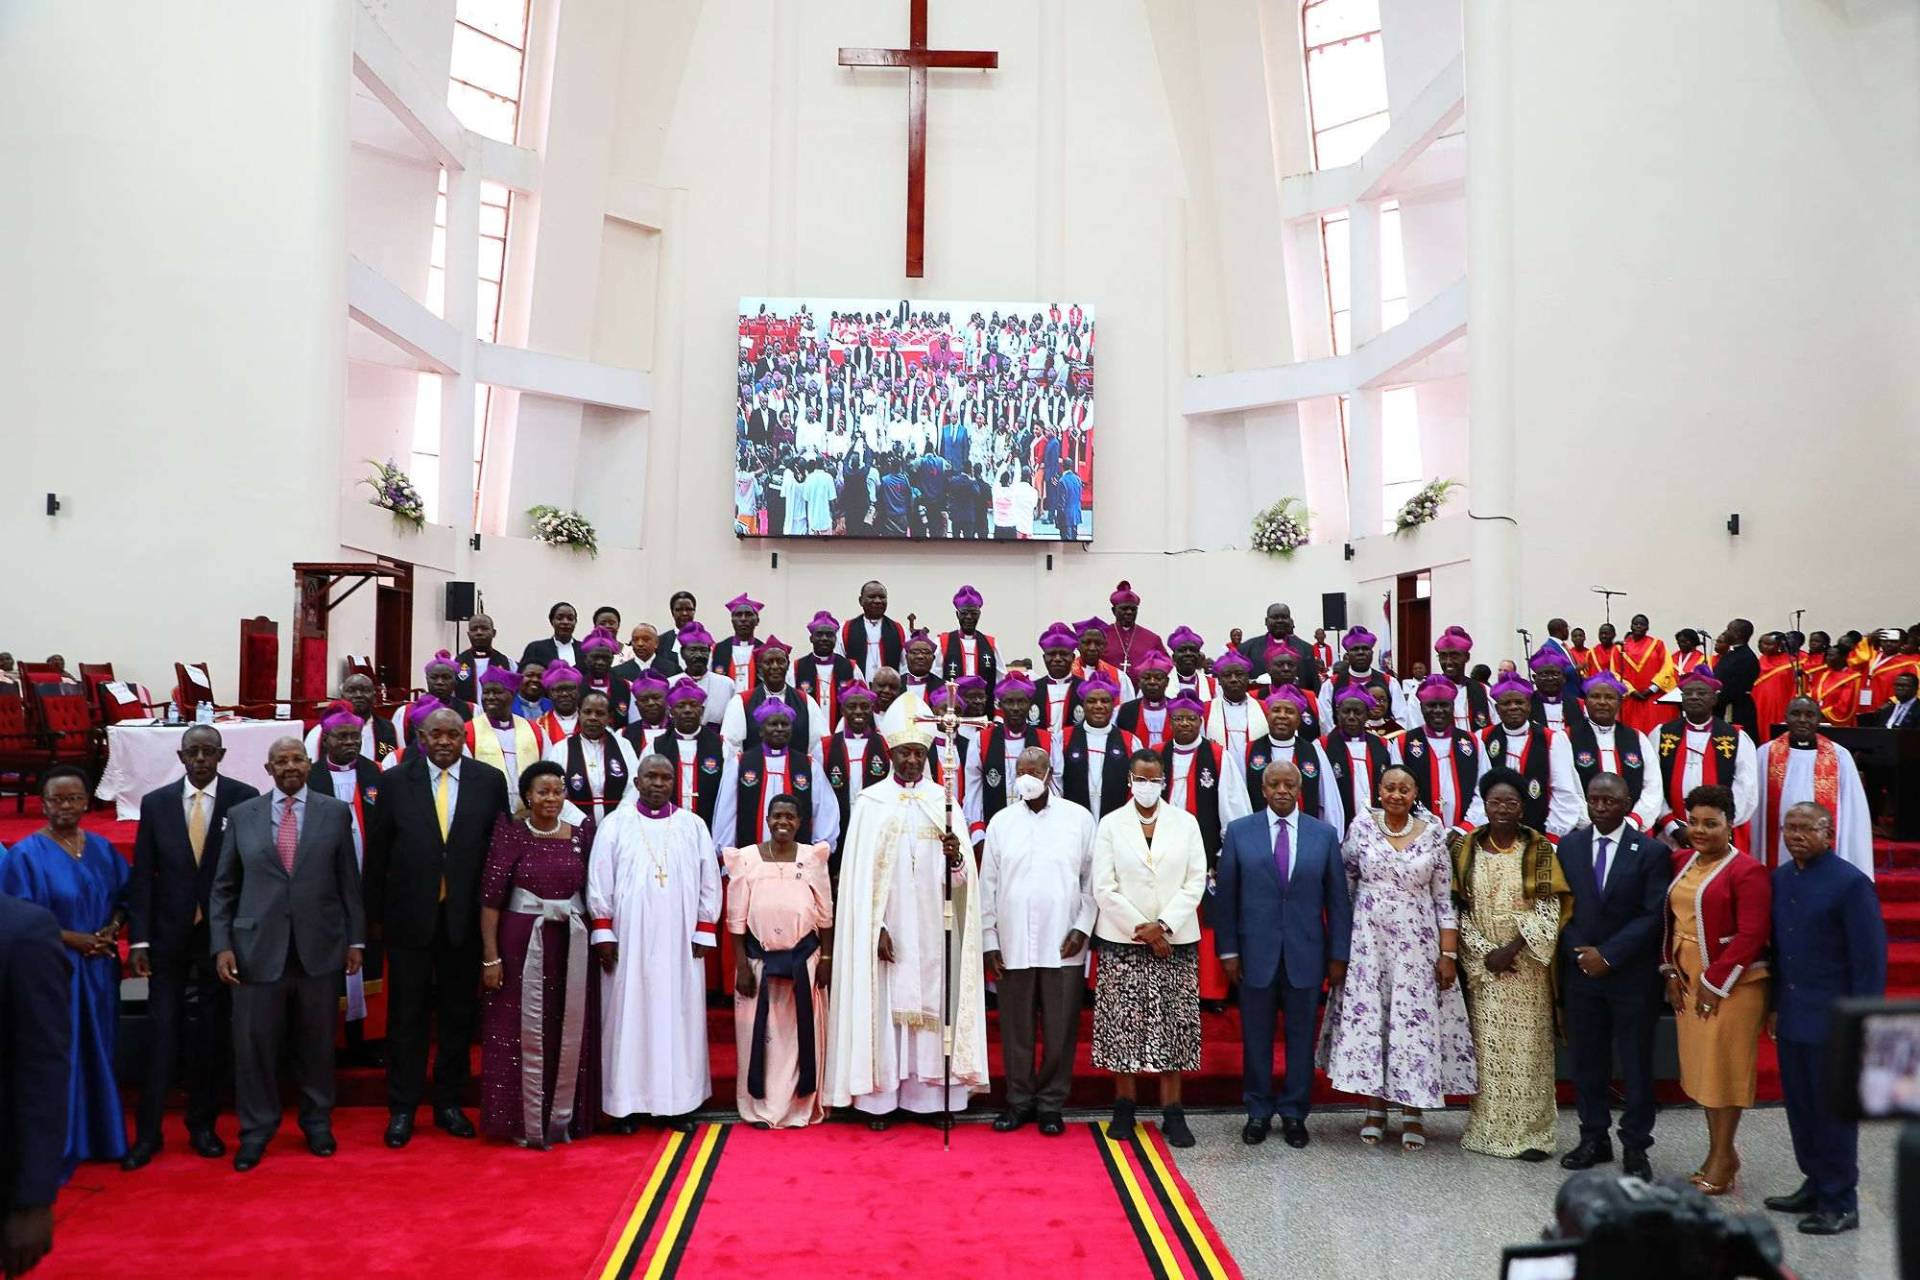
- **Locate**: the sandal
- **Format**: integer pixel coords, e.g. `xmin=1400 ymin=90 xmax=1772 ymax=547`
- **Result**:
xmin=1401 ymin=1111 xmax=1426 ymax=1151
xmin=1359 ymin=1111 xmax=1388 ymax=1146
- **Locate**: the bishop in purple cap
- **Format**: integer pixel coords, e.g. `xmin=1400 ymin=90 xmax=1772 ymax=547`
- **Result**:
xmin=1106 ymin=580 xmax=1168 ymax=675
xmin=942 ymin=587 xmax=999 ymax=689
xmin=721 ymin=598 xmax=764 ymax=690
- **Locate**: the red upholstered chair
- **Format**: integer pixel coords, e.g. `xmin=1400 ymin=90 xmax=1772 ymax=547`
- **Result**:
xmin=237 ymin=617 xmax=279 ymax=707
xmin=174 ymin=662 xmax=214 ymax=717
xmin=37 ymin=694 xmax=100 ymax=781
xmin=0 ymin=696 xmax=44 ymax=813
xmin=99 ymin=683 xmax=156 ymax=723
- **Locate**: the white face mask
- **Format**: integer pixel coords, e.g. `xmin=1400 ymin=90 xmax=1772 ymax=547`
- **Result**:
xmin=1012 ymin=773 xmax=1048 ymax=802
xmin=1130 ymin=780 xmax=1164 ymax=808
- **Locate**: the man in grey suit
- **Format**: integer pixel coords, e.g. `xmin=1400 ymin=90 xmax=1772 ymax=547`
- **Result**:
xmin=1214 ymin=760 xmax=1351 ymax=1149
xmin=209 ymin=736 xmax=364 ymax=1172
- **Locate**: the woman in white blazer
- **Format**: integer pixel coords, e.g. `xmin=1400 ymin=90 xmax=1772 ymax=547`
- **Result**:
xmin=1090 ymin=749 xmax=1208 ymax=1148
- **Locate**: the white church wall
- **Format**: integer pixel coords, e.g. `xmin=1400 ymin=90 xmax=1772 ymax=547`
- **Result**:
xmin=0 ymin=3 xmax=351 ymax=694
xmin=1495 ymin=0 xmax=1920 ymax=637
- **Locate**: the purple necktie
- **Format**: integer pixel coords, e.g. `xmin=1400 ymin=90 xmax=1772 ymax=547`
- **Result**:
xmin=1273 ymin=815 xmax=1291 ymax=887
xmin=1593 ymin=835 xmax=1611 ymax=891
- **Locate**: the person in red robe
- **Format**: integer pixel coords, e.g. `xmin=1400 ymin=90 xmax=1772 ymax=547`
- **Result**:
xmin=1105 ymin=581 xmax=1167 ymax=680
xmin=1810 ymin=647 xmax=1864 ymax=727
xmin=1615 ymin=615 xmax=1674 ymax=736
xmin=1587 ymin=623 xmax=1621 ymax=675
xmin=1568 ymin=628 xmax=1595 ymax=678
xmin=1750 ymin=631 xmax=1798 ymax=740
xmin=1799 ymin=631 xmax=1831 ymax=680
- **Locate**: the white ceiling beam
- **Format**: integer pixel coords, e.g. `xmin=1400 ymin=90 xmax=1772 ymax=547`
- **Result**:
xmin=472 ymin=135 xmax=542 ymax=194
xmin=1281 ymin=54 xmax=1464 ymax=221
xmin=347 ymin=257 xmax=462 ymax=375
xmin=473 ymin=343 xmax=653 ymax=411
xmin=351 ymin=3 xmax=467 ymax=172
xmin=1184 ymin=279 xmax=1467 ymax=416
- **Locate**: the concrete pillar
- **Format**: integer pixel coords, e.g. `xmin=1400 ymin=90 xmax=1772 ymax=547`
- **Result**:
xmin=1347 ymin=387 xmax=1383 ymax=538
xmin=1349 ymin=197 xmax=1383 ymax=346
xmin=438 ymin=164 xmax=481 ymax=539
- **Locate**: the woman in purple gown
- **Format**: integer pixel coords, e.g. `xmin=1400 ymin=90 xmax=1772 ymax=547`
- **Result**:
xmin=478 ymin=760 xmax=600 ymax=1147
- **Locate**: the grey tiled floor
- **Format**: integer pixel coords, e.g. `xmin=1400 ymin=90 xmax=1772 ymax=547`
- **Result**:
xmin=1166 ymin=1105 xmax=1899 ymax=1280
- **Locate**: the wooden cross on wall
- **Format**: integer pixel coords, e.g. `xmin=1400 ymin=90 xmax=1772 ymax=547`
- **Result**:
xmin=838 ymin=0 xmax=998 ymax=278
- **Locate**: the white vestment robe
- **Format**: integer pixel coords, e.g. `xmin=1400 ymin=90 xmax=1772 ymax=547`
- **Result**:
xmin=587 ymin=806 xmax=721 ymax=1117
xmin=1748 ymin=737 xmax=1876 ymax=879
xmin=824 ymin=775 xmax=988 ymax=1114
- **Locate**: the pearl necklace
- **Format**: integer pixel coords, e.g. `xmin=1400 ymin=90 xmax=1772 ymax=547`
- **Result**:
xmin=525 ymin=816 xmax=563 ymax=837
xmin=1379 ymin=812 xmax=1412 ymax=837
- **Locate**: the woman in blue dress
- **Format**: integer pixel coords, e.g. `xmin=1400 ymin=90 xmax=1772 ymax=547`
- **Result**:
xmin=1 ymin=766 xmax=130 ymax=1173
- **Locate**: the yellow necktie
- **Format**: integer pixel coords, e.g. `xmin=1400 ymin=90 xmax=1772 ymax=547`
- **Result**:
xmin=187 ymin=791 xmax=207 ymax=863
xmin=434 ymin=768 xmax=451 ymax=901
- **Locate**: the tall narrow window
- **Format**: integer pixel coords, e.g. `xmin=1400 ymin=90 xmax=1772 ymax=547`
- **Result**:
xmin=414 ymin=0 xmax=533 ymax=524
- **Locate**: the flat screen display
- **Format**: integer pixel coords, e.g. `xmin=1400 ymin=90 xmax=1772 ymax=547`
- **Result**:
xmin=735 ymin=297 xmax=1094 ymax=541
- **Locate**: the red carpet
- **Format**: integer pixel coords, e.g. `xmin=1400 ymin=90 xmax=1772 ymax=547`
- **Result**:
xmin=39 ymin=1109 xmax=664 ymax=1279
xmin=597 ymin=1121 xmax=1238 ymax=1280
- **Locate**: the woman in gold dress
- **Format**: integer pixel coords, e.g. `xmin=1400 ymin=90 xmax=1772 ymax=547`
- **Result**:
xmin=1452 ymin=767 xmax=1571 ymax=1160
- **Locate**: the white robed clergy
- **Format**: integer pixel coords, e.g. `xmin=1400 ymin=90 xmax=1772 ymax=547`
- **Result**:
xmin=825 ymin=695 xmax=989 ymax=1122
xmin=1748 ymin=698 xmax=1876 ymax=880
xmin=588 ymin=755 xmax=723 ymax=1120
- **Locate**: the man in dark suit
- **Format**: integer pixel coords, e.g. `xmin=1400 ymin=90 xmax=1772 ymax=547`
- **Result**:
xmin=1238 ymin=602 xmax=1320 ymax=690
xmin=1557 ymin=773 xmax=1672 ymax=1180
xmin=451 ymin=613 xmax=510 ymax=703
xmin=122 ymin=724 xmax=260 ymax=1169
xmin=364 ymin=707 xmax=510 ymax=1148
xmin=209 ymin=736 xmax=364 ymax=1171
xmin=1714 ymin=617 xmax=1762 ymax=740
xmin=1214 ymin=760 xmax=1351 ymax=1148
xmin=650 ymin=591 xmax=698 ymax=676
xmin=1869 ymin=670 xmax=1919 ymax=727
xmin=611 ymin=624 xmax=662 ymax=684
xmin=1763 ymin=801 xmax=1887 ymax=1236
xmin=0 ymin=895 xmax=70 ymax=1277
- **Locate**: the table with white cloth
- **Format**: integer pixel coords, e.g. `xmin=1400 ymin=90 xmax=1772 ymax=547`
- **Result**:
xmin=95 ymin=719 xmax=293 ymax=819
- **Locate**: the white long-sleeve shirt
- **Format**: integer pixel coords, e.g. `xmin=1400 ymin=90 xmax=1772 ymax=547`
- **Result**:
xmin=718 ymin=687 xmax=827 ymax=761
xmin=979 ymin=796 xmax=1097 ymax=969
xmin=709 ymin=749 xmax=841 ymax=856
xmin=1485 ymin=723 xmax=1583 ymax=838
xmin=1574 ymin=722 xmax=1665 ymax=832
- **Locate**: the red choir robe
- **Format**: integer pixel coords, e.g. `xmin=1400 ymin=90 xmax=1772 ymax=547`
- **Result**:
xmin=1615 ymin=635 xmax=1673 ymax=735
xmin=1750 ymin=653 xmax=1798 ymax=739
xmin=1811 ymin=667 xmax=1864 ymax=727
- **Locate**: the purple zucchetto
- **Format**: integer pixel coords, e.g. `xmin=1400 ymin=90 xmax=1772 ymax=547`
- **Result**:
xmin=1109 ymin=580 xmax=1141 ymax=606
xmin=1582 ymin=671 xmax=1628 ymax=696
xmin=664 ymin=678 xmax=707 ymax=707
xmin=995 ymin=673 xmax=1037 ymax=699
xmin=1434 ymin=626 xmax=1473 ymax=654
xmin=952 ymin=585 xmax=984 ymax=609
xmin=320 ymin=701 xmax=364 ymax=733
xmin=1678 ymin=665 xmax=1722 ymax=690
xmin=1166 ymin=694 xmax=1206 ymax=717
xmin=1528 ymin=648 xmax=1572 ymax=672
xmin=479 ymin=665 xmax=521 ymax=690
xmin=580 ymin=627 xmax=620 ymax=655
xmin=1167 ymin=626 xmax=1205 ymax=651
xmin=1264 ymin=685 xmax=1312 ymax=712
xmin=1078 ymin=674 xmax=1120 ymax=699
xmin=1342 ymin=627 xmax=1378 ymax=650
xmin=631 ymin=672 xmax=670 ymax=693
xmin=541 ymin=663 xmax=583 ymax=690
xmin=423 ymin=649 xmax=458 ymax=676
xmin=751 ymin=699 xmax=796 ymax=725
xmin=677 ymin=623 xmax=715 ymax=648
xmin=807 ymin=610 xmax=839 ymax=634
xmin=725 ymin=593 xmax=765 ymax=613
xmin=1489 ymin=674 xmax=1535 ymax=700
xmin=1332 ymin=685 xmax=1379 ymax=712
xmin=406 ymin=696 xmax=446 ymax=728
xmin=1416 ymin=674 xmax=1459 ymax=702
xmin=1038 ymin=624 xmax=1079 ymax=652
xmin=1212 ymin=651 xmax=1253 ymax=674
xmin=1133 ymin=652 xmax=1174 ymax=675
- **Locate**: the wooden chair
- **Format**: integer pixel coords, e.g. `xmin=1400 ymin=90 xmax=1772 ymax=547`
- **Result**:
xmin=0 ymin=696 xmax=43 ymax=813
xmin=174 ymin=661 xmax=215 ymax=717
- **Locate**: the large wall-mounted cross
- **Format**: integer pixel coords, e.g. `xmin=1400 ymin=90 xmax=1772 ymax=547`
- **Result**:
xmin=838 ymin=0 xmax=998 ymax=278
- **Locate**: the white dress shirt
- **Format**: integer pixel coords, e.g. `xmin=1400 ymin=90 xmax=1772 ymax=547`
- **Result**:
xmin=1589 ymin=822 xmax=1625 ymax=894
xmin=1082 ymin=725 xmax=1114 ymax=816
xmin=1671 ymin=720 xmax=1759 ymax=829
xmin=1579 ymin=722 xmax=1665 ymax=831
xmin=980 ymin=795 xmax=1097 ymax=969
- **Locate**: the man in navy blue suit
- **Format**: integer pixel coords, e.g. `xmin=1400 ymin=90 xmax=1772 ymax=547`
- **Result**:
xmin=1763 ymin=801 xmax=1887 ymax=1236
xmin=1557 ymin=773 xmax=1672 ymax=1179
xmin=1214 ymin=760 xmax=1351 ymax=1148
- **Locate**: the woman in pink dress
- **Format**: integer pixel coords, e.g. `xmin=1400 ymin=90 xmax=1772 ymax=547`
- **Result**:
xmin=725 ymin=794 xmax=834 ymax=1128
xmin=1319 ymin=765 xmax=1478 ymax=1149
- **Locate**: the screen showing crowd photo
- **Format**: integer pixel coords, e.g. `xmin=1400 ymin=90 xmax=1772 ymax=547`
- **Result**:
xmin=736 ymin=297 xmax=1095 ymax=541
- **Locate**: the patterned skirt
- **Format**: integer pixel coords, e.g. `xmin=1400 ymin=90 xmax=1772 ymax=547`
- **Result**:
xmin=1092 ymin=941 xmax=1202 ymax=1074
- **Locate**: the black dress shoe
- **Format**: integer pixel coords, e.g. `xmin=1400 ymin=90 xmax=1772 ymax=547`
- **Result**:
xmin=1516 ymin=1148 xmax=1553 ymax=1163
xmin=433 ymin=1107 xmax=477 ymax=1138
xmin=663 ymin=1115 xmax=697 ymax=1134
xmin=605 ymin=1115 xmax=643 ymax=1135
xmin=384 ymin=1112 xmax=415 ymax=1148
xmin=1037 ymin=1113 xmax=1066 ymax=1137
xmin=991 ymin=1108 xmax=1033 ymax=1133
xmin=1764 ymin=1181 xmax=1819 ymax=1214
xmin=1797 ymin=1210 xmax=1860 ymax=1236
xmin=233 ymin=1143 xmax=266 ymax=1172
xmin=189 ymin=1129 xmax=227 ymax=1159
xmin=1241 ymin=1119 xmax=1270 ymax=1146
xmin=1559 ymin=1138 xmax=1615 ymax=1170
xmin=865 ymin=1115 xmax=893 ymax=1132
xmin=120 ymin=1139 xmax=160 ymax=1172
xmin=1281 ymin=1119 xmax=1309 ymax=1149
xmin=1161 ymin=1106 xmax=1195 ymax=1149
xmin=306 ymin=1129 xmax=337 ymax=1158
xmin=1622 ymin=1149 xmax=1652 ymax=1180
xmin=1106 ymin=1100 xmax=1136 ymax=1140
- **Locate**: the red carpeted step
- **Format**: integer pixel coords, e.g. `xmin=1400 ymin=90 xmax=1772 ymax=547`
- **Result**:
xmin=1882 ymin=901 xmax=1920 ymax=942
xmin=1878 ymin=870 xmax=1920 ymax=903
xmin=1882 ymin=840 xmax=1920 ymax=870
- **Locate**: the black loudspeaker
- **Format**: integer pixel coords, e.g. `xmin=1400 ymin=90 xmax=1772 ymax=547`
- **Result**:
xmin=1322 ymin=592 xmax=1348 ymax=632
xmin=445 ymin=581 xmax=477 ymax=622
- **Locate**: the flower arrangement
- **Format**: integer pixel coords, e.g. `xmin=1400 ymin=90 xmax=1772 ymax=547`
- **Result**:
xmin=1394 ymin=478 xmax=1459 ymax=535
xmin=1250 ymin=497 xmax=1311 ymax=557
xmin=527 ymin=504 xmax=599 ymax=556
xmin=363 ymin=459 xmax=425 ymax=526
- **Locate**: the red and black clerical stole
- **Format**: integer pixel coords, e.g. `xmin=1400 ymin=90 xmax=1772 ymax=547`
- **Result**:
xmin=657 ymin=727 xmax=724 ymax=825
xmin=841 ymin=617 xmax=905 ymax=674
xmin=1655 ymin=719 xmax=1739 ymax=818
xmin=1160 ymin=741 xmax=1222 ymax=858
xmin=740 ymin=685 xmax=812 ymax=751
xmin=1333 ymin=671 xmax=1397 ymax=731
xmin=733 ymin=746 xmax=811 ymax=847
xmin=1480 ymin=725 xmax=1553 ymax=830
xmin=1322 ymin=733 xmax=1392 ymax=832
xmin=824 ymin=731 xmax=890 ymax=825
xmin=564 ymin=734 xmax=627 ymax=811
xmin=1244 ymin=736 xmax=1324 ymax=826
xmin=795 ymin=653 xmax=855 ymax=729
xmin=1567 ymin=719 xmax=1645 ymax=802
xmin=980 ymin=726 xmax=1048 ymax=822
xmin=1061 ymin=724 xmax=1134 ymax=818
xmin=371 ymin=717 xmax=400 ymax=762
xmin=1400 ymin=729 xmax=1479 ymax=820
xmin=941 ymin=630 xmax=999 ymax=687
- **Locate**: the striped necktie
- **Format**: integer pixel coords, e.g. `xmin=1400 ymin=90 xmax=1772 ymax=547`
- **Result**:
xmin=276 ymin=796 xmax=298 ymax=873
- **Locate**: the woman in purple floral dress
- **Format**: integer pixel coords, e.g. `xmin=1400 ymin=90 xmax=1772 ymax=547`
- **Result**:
xmin=1319 ymin=765 xmax=1477 ymax=1149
